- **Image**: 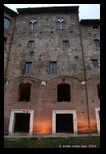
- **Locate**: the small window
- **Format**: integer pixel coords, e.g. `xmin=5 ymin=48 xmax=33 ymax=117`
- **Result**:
xmin=91 ymin=60 xmax=99 ymax=68
xmin=18 ymin=83 xmax=31 ymax=102
xmin=25 ymin=62 xmax=32 ymax=75
xmin=49 ymin=62 xmax=57 ymax=74
xmin=63 ymin=41 xmax=69 ymax=49
xmin=94 ymin=39 xmax=100 ymax=48
xmin=57 ymin=83 xmax=70 ymax=102
xmin=93 ymin=25 xmax=98 ymax=30
xmin=97 ymin=83 xmax=100 ymax=99
xmin=28 ymin=41 xmax=35 ymax=48
xmin=29 ymin=22 xmax=33 ymax=30
xmin=4 ymin=17 xmax=11 ymax=29
xmin=56 ymin=19 xmax=65 ymax=30
xmin=29 ymin=20 xmax=37 ymax=30
xmin=56 ymin=21 xmax=60 ymax=29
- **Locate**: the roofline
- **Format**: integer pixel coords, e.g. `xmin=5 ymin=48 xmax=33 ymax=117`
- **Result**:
xmin=80 ymin=19 xmax=100 ymax=23
xmin=4 ymin=5 xmax=17 ymax=16
xmin=17 ymin=6 xmax=79 ymax=14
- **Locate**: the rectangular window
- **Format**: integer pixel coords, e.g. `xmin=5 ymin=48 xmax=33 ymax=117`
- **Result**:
xmin=49 ymin=62 xmax=57 ymax=74
xmin=91 ymin=60 xmax=98 ymax=68
xmin=94 ymin=39 xmax=100 ymax=48
xmin=25 ymin=62 xmax=32 ymax=75
xmin=63 ymin=41 xmax=69 ymax=49
xmin=28 ymin=41 xmax=34 ymax=48
xmin=4 ymin=18 xmax=11 ymax=29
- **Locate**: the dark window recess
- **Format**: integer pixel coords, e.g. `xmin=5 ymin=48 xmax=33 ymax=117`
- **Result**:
xmin=93 ymin=25 xmax=98 ymax=30
xmin=63 ymin=41 xmax=69 ymax=48
xmin=25 ymin=62 xmax=32 ymax=75
xmin=49 ymin=62 xmax=57 ymax=74
xmin=4 ymin=17 xmax=11 ymax=29
xmin=91 ymin=60 xmax=98 ymax=68
xmin=28 ymin=41 xmax=35 ymax=48
xmin=97 ymin=83 xmax=100 ymax=99
xmin=18 ymin=83 xmax=31 ymax=102
xmin=57 ymin=83 xmax=70 ymax=102
xmin=94 ymin=39 xmax=100 ymax=48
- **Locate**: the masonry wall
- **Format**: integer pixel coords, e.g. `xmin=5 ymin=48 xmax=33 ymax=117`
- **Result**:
xmin=80 ymin=21 xmax=100 ymax=133
xmin=4 ymin=7 xmax=100 ymax=135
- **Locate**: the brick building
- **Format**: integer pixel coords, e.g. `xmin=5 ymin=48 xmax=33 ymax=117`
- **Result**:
xmin=4 ymin=5 xmax=100 ymax=136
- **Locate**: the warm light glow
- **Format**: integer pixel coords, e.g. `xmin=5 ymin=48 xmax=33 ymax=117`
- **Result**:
xmin=34 ymin=122 xmax=51 ymax=134
xmin=41 ymin=125 xmax=50 ymax=133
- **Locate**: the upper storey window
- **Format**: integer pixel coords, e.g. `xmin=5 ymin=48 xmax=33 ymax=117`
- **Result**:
xmin=93 ymin=25 xmax=98 ymax=30
xmin=56 ymin=19 xmax=66 ymax=30
xmin=4 ymin=17 xmax=11 ymax=29
xmin=29 ymin=19 xmax=37 ymax=30
xmin=63 ymin=40 xmax=69 ymax=49
xmin=93 ymin=39 xmax=100 ymax=48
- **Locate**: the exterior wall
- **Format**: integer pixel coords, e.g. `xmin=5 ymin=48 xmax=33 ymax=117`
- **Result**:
xmin=80 ymin=21 xmax=100 ymax=133
xmin=4 ymin=6 xmax=100 ymax=135
xmin=5 ymin=77 xmax=89 ymax=134
xmin=4 ymin=7 xmax=17 ymax=83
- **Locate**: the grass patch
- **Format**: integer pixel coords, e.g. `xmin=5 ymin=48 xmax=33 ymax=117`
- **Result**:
xmin=4 ymin=136 xmax=100 ymax=148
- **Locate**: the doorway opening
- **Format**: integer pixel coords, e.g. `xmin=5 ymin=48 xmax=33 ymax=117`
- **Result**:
xmin=9 ymin=109 xmax=34 ymax=135
xmin=56 ymin=114 xmax=73 ymax=133
xmin=14 ymin=113 xmax=30 ymax=133
xmin=52 ymin=110 xmax=77 ymax=134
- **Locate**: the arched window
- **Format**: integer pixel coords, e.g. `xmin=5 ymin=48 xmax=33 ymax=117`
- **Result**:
xmin=33 ymin=21 xmax=37 ymax=29
xmin=18 ymin=83 xmax=31 ymax=102
xmin=57 ymin=83 xmax=70 ymax=102
xmin=29 ymin=19 xmax=37 ymax=30
xmin=56 ymin=19 xmax=66 ymax=30
xmin=29 ymin=22 xmax=33 ymax=30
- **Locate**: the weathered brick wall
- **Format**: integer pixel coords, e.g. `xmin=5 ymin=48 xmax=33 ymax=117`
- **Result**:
xmin=7 ymin=12 xmax=84 ymax=81
xmin=4 ymin=7 xmax=100 ymax=135
xmin=4 ymin=11 xmax=17 ymax=82
xmin=80 ymin=22 xmax=100 ymax=133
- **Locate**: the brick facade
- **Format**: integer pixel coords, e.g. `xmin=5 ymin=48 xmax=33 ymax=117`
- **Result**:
xmin=4 ymin=6 xmax=100 ymax=135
